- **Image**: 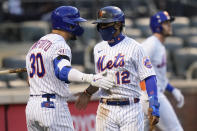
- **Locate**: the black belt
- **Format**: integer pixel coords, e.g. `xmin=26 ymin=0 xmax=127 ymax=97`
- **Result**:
xmin=100 ymin=98 xmax=140 ymax=106
xmin=30 ymin=94 xmax=56 ymax=101
xmin=30 ymin=94 xmax=56 ymax=108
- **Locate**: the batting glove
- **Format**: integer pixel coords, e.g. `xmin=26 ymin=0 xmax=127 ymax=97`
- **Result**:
xmin=172 ymin=88 xmax=184 ymax=108
xmin=82 ymin=71 xmax=115 ymax=90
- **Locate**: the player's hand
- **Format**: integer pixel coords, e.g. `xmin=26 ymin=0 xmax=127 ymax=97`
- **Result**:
xmin=75 ymin=91 xmax=91 ymax=110
xmin=148 ymin=107 xmax=159 ymax=131
xmin=172 ymin=88 xmax=184 ymax=108
xmin=84 ymin=71 xmax=116 ymax=90
xmin=148 ymin=96 xmax=160 ymax=130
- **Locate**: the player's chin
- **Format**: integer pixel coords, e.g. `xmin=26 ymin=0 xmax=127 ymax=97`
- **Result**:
xmin=168 ymin=31 xmax=173 ymax=36
xmin=168 ymin=30 xmax=173 ymax=36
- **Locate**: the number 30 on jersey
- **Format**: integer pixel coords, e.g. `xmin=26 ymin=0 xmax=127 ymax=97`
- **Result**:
xmin=29 ymin=53 xmax=45 ymax=78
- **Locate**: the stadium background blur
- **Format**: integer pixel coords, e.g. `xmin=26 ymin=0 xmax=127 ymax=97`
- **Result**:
xmin=0 ymin=0 xmax=197 ymax=131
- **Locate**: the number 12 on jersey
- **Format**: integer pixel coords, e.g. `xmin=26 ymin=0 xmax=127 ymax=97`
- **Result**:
xmin=115 ymin=71 xmax=130 ymax=84
xmin=29 ymin=53 xmax=45 ymax=78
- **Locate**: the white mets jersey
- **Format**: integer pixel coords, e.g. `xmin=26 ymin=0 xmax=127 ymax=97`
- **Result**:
xmin=94 ymin=36 xmax=155 ymax=99
xmin=26 ymin=34 xmax=72 ymax=97
xmin=142 ymin=35 xmax=168 ymax=93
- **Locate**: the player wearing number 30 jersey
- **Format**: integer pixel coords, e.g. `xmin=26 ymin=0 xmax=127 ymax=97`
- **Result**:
xmin=25 ymin=6 xmax=115 ymax=131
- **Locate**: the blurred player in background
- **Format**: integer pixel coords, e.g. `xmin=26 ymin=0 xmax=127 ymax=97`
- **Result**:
xmin=25 ymin=6 xmax=115 ymax=131
xmin=75 ymin=6 xmax=160 ymax=131
xmin=141 ymin=11 xmax=184 ymax=131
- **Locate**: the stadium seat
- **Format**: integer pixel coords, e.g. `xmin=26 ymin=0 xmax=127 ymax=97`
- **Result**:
xmin=9 ymin=79 xmax=28 ymax=88
xmin=0 ymin=81 xmax=7 ymax=89
xmin=124 ymin=9 xmax=135 ymax=18
xmin=173 ymin=48 xmax=197 ymax=77
xmin=172 ymin=16 xmax=190 ymax=29
xmin=135 ymin=37 xmax=146 ymax=43
xmin=20 ymin=21 xmax=50 ymax=42
xmin=77 ymin=7 xmax=90 ymax=18
xmin=166 ymin=50 xmax=174 ymax=75
xmin=186 ymin=61 xmax=197 ymax=80
xmin=80 ymin=20 xmax=97 ymax=45
xmin=134 ymin=17 xmax=151 ymax=37
xmin=0 ymin=73 xmax=18 ymax=88
xmin=185 ymin=36 xmax=197 ymax=48
xmin=125 ymin=18 xmax=133 ymax=28
xmin=165 ymin=37 xmax=184 ymax=52
xmin=165 ymin=37 xmax=184 ymax=74
xmin=0 ymin=22 xmax=20 ymax=42
xmin=71 ymin=50 xmax=85 ymax=65
xmin=190 ymin=16 xmax=197 ymax=27
xmin=189 ymin=27 xmax=197 ymax=36
xmin=2 ymin=56 xmax=27 ymax=81
xmin=173 ymin=27 xmax=197 ymax=39
xmin=2 ymin=56 xmax=26 ymax=68
xmin=84 ymin=39 xmax=96 ymax=73
xmin=125 ymin=28 xmax=142 ymax=39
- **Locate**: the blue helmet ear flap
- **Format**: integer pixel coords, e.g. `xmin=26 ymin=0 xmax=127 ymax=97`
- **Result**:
xmin=155 ymin=25 xmax=163 ymax=33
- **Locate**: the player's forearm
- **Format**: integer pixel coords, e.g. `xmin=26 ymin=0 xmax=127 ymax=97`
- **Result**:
xmin=145 ymin=75 xmax=160 ymax=117
xmin=68 ymin=68 xmax=94 ymax=83
xmin=144 ymin=75 xmax=158 ymax=98
xmin=53 ymin=55 xmax=94 ymax=83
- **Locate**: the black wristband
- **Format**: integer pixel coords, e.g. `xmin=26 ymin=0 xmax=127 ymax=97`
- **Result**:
xmin=84 ymin=90 xmax=92 ymax=97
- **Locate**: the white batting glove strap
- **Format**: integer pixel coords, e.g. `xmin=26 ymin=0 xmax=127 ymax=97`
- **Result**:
xmin=82 ymin=73 xmax=94 ymax=83
xmin=82 ymin=72 xmax=115 ymax=90
xmin=172 ymin=88 xmax=184 ymax=108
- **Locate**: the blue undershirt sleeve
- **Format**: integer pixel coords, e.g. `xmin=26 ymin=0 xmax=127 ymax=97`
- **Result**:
xmin=53 ymin=56 xmax=72 ymax=83
xmin=145 ymin=75 xmax=157 ymax=97
xmin=166 ymin=83 xmax=175 ymax=93
xmin=144 ymin=75 xmax=160 ymax=117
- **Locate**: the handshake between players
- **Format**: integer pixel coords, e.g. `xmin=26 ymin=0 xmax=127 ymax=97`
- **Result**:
xmin=75 ymin=70 xmax=160 ymax=129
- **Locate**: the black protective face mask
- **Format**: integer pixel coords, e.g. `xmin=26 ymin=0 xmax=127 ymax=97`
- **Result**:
xmin=98 ymin=26 xmax=116 ymax=41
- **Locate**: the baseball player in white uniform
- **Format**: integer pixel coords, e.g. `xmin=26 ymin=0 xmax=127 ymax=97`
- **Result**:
xmin=25 ymin=6 xmax=115 ymax=131
xmin=75 ymin=6 xmax=160 ymax=131
xmin=141 ymin=11 xmax=184 ymax=131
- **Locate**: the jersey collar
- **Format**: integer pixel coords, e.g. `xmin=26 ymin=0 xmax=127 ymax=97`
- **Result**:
xmin=108 ymin=33 xmax=125 ymax=47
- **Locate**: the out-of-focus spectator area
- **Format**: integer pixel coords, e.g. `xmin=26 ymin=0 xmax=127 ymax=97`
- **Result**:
xmin=1 ymin=0 xmax=197 ymax=88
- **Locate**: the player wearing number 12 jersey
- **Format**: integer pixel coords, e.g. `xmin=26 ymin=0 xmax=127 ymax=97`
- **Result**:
xmin=25 ymin=6 xmax=115 ymax=131
xmin=75 ymin=6 xmax=160 ymax=131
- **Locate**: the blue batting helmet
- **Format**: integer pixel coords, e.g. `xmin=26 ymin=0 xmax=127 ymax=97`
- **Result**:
xmin=51 ymin=6 xmax=87 ymax=36
xmin=92 ymin=6 xmax=125 ymax=24
xmin=150 ymin=11 xmax=175 ymax=33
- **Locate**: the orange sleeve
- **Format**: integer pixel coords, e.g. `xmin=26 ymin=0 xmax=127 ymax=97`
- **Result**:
xmin=140 ymin=80 xmax=146 ymax=91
